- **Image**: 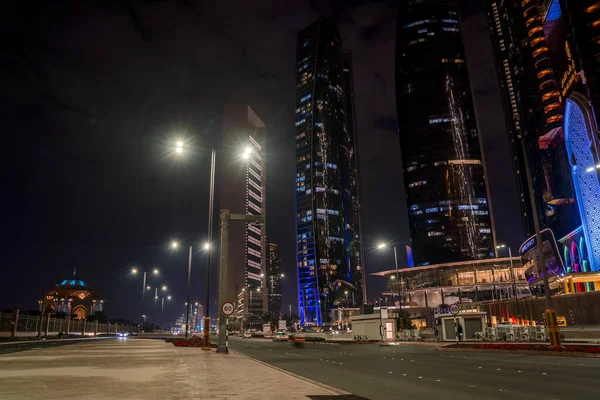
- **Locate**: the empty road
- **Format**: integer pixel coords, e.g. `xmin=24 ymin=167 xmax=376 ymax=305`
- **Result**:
xmin=230 ymin=337 xmax=599 ymax=400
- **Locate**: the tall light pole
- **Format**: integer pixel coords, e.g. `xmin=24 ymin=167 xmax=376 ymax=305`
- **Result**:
xmin=132 ymin=267 xmax=159 ymax=331
xmin=176 ymin=141 xmax=216 ymax=349
xmin=172 ymin=241 xmax=195 ymax=339
xmin=518 ymin=127 xmax=560 ymax=346
xmin=377 ymin=243 xmax=402 ymax=309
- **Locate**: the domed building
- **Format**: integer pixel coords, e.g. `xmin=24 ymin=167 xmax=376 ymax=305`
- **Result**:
xmin=39 ymin=275 xmax=104 ymax=319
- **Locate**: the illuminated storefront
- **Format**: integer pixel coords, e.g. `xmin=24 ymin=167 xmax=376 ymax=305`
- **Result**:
xmin=372 ymin=257 xmax=530 ymax=309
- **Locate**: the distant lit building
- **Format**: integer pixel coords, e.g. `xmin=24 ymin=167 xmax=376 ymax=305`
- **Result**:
xmin=489 ymin=0 xmax=600 ymax=293
xmin=267 ymin=241 xmax=282 ymax=318
xmin=372 ymin=257 xmax=530 ymax=310
xmin=295 ymin=17 xmax=365 ymax=325
xmin=39 ymin=276 xmax=104 ymax=319
xmin=395 ymin=0 xmax=495 ymax=266
xmin=219 ymin=104 xmax=267 ymax=315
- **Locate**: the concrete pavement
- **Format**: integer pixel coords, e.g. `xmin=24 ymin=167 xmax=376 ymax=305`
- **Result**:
xmin=0 ymin=338 xmax=342 ymax=399
xmin=231 ymin=336 xmax=600 ymax=400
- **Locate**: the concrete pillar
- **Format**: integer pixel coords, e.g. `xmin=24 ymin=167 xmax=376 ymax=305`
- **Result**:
xmin=569 ymin=279 xmax=575 ymax=294
xmin=66 ymin=316 xmax=71 ymax=335
xmin=11 ymin=308 xmax=20 ymax=338
xmin=563 ymin=280 xmax=569 ymax=294
xmin=44 ymin=313 xmax=51 ymax=337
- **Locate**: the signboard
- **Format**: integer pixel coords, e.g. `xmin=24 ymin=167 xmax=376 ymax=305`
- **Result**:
xmin=557 ymin=316 xmax=567 ymax=327
xmin=450 ymin=304 xmax=460 ymax=316
xmin=221 ymin=302 xmax=234 ymax=316
xmin=278 ymin=320 xmax=287 ymax=331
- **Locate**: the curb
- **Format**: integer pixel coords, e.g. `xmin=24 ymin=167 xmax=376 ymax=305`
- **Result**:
xmin=439 ymin=346 xmax=600 ymax=358
xmin=230 ymin=349 xmax=351 ymax=395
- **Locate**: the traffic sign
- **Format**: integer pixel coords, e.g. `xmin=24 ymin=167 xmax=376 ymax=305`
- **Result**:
xmin=450 ymin=304 xmax=460 ymax=316
xmin=221 ymin=302 xmax=234 ymax=316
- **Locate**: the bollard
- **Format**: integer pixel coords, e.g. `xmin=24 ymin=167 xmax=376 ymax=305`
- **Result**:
xmin=11 ymin=308 xmax=20 ymax=338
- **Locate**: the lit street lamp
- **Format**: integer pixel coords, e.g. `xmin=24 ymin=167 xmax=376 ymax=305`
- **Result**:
xmin=497 ymin=244 xmax=516 ymax=299
xmin=377 ymin=242 xmax=402 ymax=311
xmin=171 ymin=240 xmax=209 ymax=339
xmin=131 ymin=267 xmax=159 ymax=330
xmin=174 ymin=140 xmax=216 ymax=350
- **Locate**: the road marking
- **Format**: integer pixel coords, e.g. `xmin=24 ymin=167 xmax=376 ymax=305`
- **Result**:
xmin=418 ymin=376 xmax=423 ymax=379
xmin=389 ymin=371 xmax=393 ymax=374
xmin=478 ymin=367 xmax=482 ymax=369
xmin=542 ymin=373 xmax=547 ymax=375
xmin=469 ymin=385 xmax=477 ymax=388
xmin=403 ymin=374 xmax=407 ymax=376
xmin=497 ymin=368 xmax=501 ymax=371
xmin=436 ymin=380 xmax=441 ymax=382
xmin=518 ymin=370 xmax=522 ymax=373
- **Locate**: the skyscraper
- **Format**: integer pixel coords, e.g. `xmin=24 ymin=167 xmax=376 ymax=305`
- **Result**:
xmin=295 ymin=17 xmax=364 ymax=325
xmin=485 ymin=0 xmax=600 ymax=284
xmin=267 ymin=241 xmax=282 ymax=318
xmin=219 ymin=104 xmax=267 ymax=317
xmin=395 ymin=0 xmax=495 ymax=266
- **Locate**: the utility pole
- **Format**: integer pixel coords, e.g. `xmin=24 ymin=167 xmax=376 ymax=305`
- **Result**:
xmin=217 ymin=210 xmax=265 ymax=353
xmin=519 ymin=128 xmax=560 ymax=346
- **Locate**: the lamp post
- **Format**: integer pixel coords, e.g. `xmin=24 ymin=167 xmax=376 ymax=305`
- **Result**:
xmin=131 ymin=267 xmax=159 ymax=331
xmin=518 ymin=126 xmax=560 ymax=346
xmin=496 ymin=244 xmax=516 ymax=298
xmin=174 ymin=140 xmax=216 ymax=350
xmin=377 ymin=243 xmax=402 ymax=310
xmin=171 ymin=241 xmax=197 ymax=339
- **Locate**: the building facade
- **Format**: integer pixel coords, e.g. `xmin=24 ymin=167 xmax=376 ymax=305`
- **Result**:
xmin=295 ymin=17 xmax=365 ymax=325
xmin=219 ymin=104 xmax=267 ymax=316
xmin=487 ymin=0 xmax=600 ymax=293
xmin=395 ymin=0 xmax=495 ymax=266
xmin=40 ymin=277 xmax=104 ymax=319
xmin=267 ymin=241 xmax=282 ymax=318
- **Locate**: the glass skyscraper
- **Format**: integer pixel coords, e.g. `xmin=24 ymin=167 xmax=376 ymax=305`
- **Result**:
xmin=295 ymin=17 xmax=364 ymax=325
xmin=395 ymin=0 xmax=495 ymax=266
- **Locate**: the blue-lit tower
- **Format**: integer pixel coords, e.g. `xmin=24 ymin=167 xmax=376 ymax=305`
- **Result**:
xmin=295 ymin=17 xmax=364 ymax=325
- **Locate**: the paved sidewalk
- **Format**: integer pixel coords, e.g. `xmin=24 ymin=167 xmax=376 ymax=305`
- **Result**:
xmin=0 ymin=338 xmax=340 ymax=399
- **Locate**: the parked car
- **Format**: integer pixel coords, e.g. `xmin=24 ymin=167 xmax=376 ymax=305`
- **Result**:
xmin=272 ymin=331 xmax=289 ymax=342
xmin=243 ymin=331 xmax=252 ymax=339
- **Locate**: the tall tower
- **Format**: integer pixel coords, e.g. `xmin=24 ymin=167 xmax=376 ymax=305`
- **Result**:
xmin=295 ymin=17 xmax=364 ymax=325
xmin=395 ymin=0 xmax=495 ymax=266
xmin=267 ymin=242 xmax=282 ymax=318
xmin=219 ymin=104 xmax=267 ymax=317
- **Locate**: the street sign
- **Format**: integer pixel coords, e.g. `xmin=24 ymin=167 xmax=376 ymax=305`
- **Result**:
xmin=221 ymin=302 xmax=234 ymax=316
xmin=450 ymin=304 xmax=460 ymax=316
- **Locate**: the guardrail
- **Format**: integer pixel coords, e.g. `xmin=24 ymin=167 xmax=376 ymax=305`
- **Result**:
xmin=0 ymin=312 xmax=134 ymax=338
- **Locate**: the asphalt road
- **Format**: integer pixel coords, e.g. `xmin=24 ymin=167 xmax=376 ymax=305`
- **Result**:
xmin=230 ymin=337 xmax=600 ymax=400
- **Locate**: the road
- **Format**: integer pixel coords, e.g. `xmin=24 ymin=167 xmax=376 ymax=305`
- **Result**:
xmin=230 ymin=337 xmax=599 ymax=400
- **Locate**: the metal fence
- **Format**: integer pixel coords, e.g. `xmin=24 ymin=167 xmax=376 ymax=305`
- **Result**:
xmin=0 ymin=312 xmax=134 ymax=337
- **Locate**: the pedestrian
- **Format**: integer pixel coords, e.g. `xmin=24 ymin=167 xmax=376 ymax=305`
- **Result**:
xmin=457 ymin=323 xmax=463 ymax=342
xmin=434 ymin=324 xmax=439 ymax=342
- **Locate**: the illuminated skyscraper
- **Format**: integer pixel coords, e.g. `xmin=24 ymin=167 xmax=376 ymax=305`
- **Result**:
xmin=219 ymin=104 xmax=267 ymax=316
xmin=295 ymin=17 xmax=364 ymax=325
xmin=395 ymin=0 xmax=495 ymax=266
xmin=267 ymin=241 xmax=282 ymax=318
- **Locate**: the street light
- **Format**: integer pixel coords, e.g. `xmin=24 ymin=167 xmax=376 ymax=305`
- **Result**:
xmin=173 ymin=140 xmax=216 ymax=350
xmin=377 ymin=241 xmax=403 ymax=328
xmin=497 ymin=244 xmax=516 ymax=299
xmin=132 ymin=267 xmax=159 ymax=331
xmin=171 ymin=241 xmax=194 ymax=339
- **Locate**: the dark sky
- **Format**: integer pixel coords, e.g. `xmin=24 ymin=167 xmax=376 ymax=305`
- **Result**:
xmin=1 ymin=0 xmax=523 ymax=323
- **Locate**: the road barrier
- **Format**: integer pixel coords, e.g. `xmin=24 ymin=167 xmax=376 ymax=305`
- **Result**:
xmin=0 ymin=312 xmax=135 ymax=338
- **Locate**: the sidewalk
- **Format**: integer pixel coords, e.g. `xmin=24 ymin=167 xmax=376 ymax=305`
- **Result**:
xmin=0 ymin=338 xmax=341 ymax=399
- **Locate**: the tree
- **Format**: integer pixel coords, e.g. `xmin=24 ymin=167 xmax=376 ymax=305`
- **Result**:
xmin=396 ymin=310 xmax=415 ymax=331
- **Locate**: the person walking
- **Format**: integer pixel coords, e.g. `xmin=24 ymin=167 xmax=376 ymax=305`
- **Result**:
xmin=457 ymin=323 xmax=463 ymax=342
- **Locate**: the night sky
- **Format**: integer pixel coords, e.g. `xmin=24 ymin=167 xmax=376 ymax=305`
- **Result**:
xmin=1 ymin=0 xmax=524 ymax=323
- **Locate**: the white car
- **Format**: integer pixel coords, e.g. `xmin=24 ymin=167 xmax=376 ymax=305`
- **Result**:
xmin=272 ymin=331 xmax=289 ymax=342
xmin=243 ymin=332 xmax=252 ymax=339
